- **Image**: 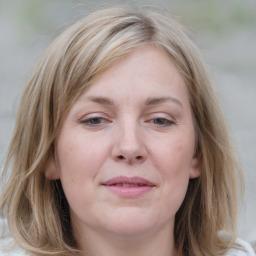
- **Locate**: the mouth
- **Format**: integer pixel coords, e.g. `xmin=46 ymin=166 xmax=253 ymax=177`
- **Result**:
xmin=101 ymin=176 xmax=156 ymax=198
xmin=111 ymin=183 xmax=149 ymax=187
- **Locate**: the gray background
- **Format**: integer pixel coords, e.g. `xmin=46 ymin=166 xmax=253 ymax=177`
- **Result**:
xmin=0 ymin=0 xmax=255 ymax=242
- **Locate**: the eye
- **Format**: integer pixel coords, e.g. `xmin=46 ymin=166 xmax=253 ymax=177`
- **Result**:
xmin=145 ymin=113 xmax=176 ymax=128
xmin=152 ymin=118 xmax=174 ymax=126
xmin=81 ymin=116 xmax=111 ymax=127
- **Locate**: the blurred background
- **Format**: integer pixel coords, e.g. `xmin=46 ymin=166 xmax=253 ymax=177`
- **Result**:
xmin=0 ymin=0 xmax=255 ymax=243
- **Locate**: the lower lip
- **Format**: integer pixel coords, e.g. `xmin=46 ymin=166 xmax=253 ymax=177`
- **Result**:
xmin=104 ymin=185 xmax=154 ymax=198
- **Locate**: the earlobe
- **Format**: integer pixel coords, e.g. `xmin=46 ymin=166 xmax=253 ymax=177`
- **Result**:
xmin=189 ymin=156 xmax=201 ymax=179
xmin=44 ymin=156 xmax=60 ymax=180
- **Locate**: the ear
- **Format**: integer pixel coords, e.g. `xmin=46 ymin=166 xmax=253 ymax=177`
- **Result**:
xmin=189 ymin=155 xmax=201 ymax=179
xmin=44 ymin=156 xmax=60 ymax=180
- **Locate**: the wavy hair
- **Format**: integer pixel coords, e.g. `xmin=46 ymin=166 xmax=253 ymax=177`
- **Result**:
xmin=0 ymin=6 xmax=243 ymax=256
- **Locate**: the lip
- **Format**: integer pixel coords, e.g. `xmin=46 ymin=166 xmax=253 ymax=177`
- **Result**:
xmin=101 ymin=176 xmax=156 ymax=198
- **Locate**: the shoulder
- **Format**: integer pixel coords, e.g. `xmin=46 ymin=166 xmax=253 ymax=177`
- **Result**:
xmin=225 ymin=238 xmax=256 ymax=256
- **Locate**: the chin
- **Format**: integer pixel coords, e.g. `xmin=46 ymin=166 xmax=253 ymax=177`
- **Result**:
xmin=105 ymin=224 xmax=155 ymax=240
xmin=97 ymin=208 xmax=161 ymax=238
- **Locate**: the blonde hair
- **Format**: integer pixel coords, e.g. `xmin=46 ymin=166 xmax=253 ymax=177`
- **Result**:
xmin=0 ymin=6 xmax=243 ymax=256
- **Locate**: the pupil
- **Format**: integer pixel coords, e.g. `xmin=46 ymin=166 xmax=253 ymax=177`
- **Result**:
xmin=91 ymin=118 xmax=101 ymax=124
xmin=155 ymin=118 xmax=165 ymax=124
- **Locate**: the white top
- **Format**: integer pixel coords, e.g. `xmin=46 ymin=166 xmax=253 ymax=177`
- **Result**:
xmin=0 ymin=238 xmax=255 ymax=255
xmin=226 ymin=238 xmax=256 ymax=256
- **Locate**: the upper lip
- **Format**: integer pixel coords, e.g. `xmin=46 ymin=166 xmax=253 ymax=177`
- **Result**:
xmin=102 ymin=176 xmax=156 ymax=187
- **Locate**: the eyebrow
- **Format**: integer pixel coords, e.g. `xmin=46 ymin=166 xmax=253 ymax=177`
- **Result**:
xmin=145 ymin=96 xmax=183 ymax=107
xmin=87 ymin=96 xmax=115 ymax=105
xmin=86 ymin=96 xmax=183 ymax=107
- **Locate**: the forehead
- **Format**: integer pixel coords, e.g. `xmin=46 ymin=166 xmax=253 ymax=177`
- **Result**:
xmin=76 ymin=45 xmax=189 ymax=108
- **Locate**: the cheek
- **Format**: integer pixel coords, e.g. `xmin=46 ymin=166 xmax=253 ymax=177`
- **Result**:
xmin=151 ymin=135 xmax=194 ymax=206
xmin=153 ymin=136 xmax=194 ymax=175
xmin=148 ymin=137 xmax=193 ymax=222
xmin=57 ymin=131 xmax=109 ymax=178
xmin=55 ymin=132 xmax=102 ymax=210
xmin=163 ymin=140 xmax=193 ymax=193
xmin=55 ymin=131 xmax=113 ymax=209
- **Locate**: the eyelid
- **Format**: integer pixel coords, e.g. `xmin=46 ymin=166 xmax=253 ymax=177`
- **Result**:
xmin=145 ymin=112 xmax=175 ymax=121
xmin=80 ymin=112 xmax=109 ymax=120
xmin=80 ymin=113 xmax=112 ymax=126
xmin=144 ymin=112 xmax=176 ymax=126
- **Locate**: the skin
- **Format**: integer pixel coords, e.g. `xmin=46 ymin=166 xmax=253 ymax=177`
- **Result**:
xmin=46 ymin=45 xmax=201 ymax=256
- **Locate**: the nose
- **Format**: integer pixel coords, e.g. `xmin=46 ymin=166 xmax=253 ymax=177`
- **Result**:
xmin=111 ymin=123 xmax=147 ymax=164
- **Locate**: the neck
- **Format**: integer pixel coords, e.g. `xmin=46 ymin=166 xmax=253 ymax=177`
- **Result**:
xmin=75 ymin=225 xmax=176 ymax=256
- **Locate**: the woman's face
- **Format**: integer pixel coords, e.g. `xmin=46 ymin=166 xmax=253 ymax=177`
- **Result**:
xmin=47 ymin=45 xmax=201 ymax=242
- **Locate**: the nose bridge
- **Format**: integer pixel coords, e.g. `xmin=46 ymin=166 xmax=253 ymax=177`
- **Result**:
xmin=112 ymin=117 xmax=147 ymax=163
xmin=119 ymin=116 xmax=142 ymax=150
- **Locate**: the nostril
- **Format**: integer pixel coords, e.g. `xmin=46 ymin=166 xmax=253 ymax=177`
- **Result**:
xmin=115 ymin=155 xmax=145 ymax=162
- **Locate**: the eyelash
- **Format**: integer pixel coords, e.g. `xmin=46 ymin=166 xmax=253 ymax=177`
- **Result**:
xmin=149 ymin=117 xmax=175 ymax=127
xmin=81 ymin=116 xmax=175 ymax=128
xmin=81 ymin=117 xmax=111 ymax=127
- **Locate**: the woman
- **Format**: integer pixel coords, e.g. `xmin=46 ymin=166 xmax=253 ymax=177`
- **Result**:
xmin=1 ymin=6 xmax=254 ymax=256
